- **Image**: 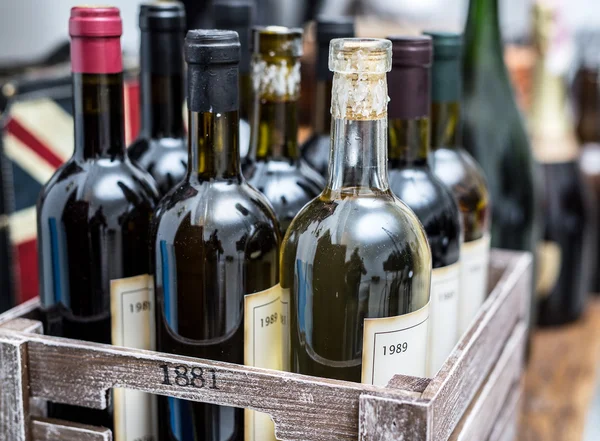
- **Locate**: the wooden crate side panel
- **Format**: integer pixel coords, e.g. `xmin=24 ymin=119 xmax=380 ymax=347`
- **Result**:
xmin=423 ymin=251 xmax=531 ymax=441
xmin=31 ymin=417 xmax=112 ymax=441
xmin=0 ymin=297 xmax=40 ymax=325
xmin=359 ymin=395 xmax=429 ymax=441
xmin=449 ymin=322 xmax=526 ymax=441
xmin=0 ymin=333 xmax=29 ymax=441
xmin=22 ymin=332 xmax=422 ymax=441
xmin=0 ymin=317 xmax=43 ymax=333
xmin=487 ymin=384 xmax=522 ymax=441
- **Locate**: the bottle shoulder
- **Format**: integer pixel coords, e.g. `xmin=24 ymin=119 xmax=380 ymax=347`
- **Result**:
xmin=39 ymin=158 xmax=158 ymax=215
xmin=432 ymin=148 xmax=490 ymax=197
xmin=153 ymin=179 xmax=280 ymax=244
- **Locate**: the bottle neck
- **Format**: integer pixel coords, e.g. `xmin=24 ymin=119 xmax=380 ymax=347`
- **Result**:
xmin=324 ymin=70 xmax=390 ymax=197
xmin=464 ymin=0 xmax=509 ymax=80
xmin=387 ymin=64 xmax=431 ymax=166
xmin=250 ymin=56 xmax=300 ymax=161
xmin=431 ymin=101 xmax=460 ymax=150
xmin=139 ymin=30 xmax=185 ymax=140
xmin=240 ymin=72 xmax=252 ymax=121
xmin=73 ymin=73 xmax=126 ymax=160
xmin=189 ymin=110 xmax=242 ymax=181
xmin=388 ymin=117 xmax=430 ymax=167
xmin=576 ymin=67 xmax=600 ymax=143
xmin=314 ymin=80 xmax=332 ymax=135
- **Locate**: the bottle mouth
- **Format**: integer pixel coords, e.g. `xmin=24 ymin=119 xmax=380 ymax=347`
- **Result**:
xmin=251 ymin=26 xmax=303 ymax=58
xmin=69 ymin=6 xmax=122 ymax=38
xmin=387 ymin=35 xmax=432 ymax=68
xmin=185 ymin=29 xmax=241 ymax=65
xmin=329 ymin=38 xmax=392 ymax=74
xmin=139 ymin=1 xmax=186 ymax=31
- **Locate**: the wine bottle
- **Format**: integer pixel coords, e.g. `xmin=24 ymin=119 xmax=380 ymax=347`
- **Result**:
xmin=37 ymin=7 xmax=159 ymax=434
xmin=300 ymin=17 xmax=355 ymax=177
xmin=128 ymin=1 xmax=187 ymax=196
xmin=281 ymin=38 xmax=432 ymax=386
xmin=243 ymin=26 xmax=325 ymax=236
xmin=425 ymin=32 xmax=491 ymax=336
xmin=0 ymin=139 xmax=16 ymax=314
xmin=214 ymin=0 xmax=254 ymax=161
xmin=152 ymin=30 xmax=281 ymax=441
xmin=529 ymin=3 xmax=595 ymax=325
xmin=575 ymin=31 xmax=600 ymax=294
xmin=463 ymin=0 xmax=540 ymax=328
xmin=387 ymin=36 xmax=462 ymax=376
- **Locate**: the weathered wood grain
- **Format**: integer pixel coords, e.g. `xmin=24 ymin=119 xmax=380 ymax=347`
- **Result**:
xmin=0 ymin=332 xmax=29 ymax=441
xmin=31 ymin=417 xmax=112 ymax=441
xmin=518 ymin=298 xmax=600 ymax=441
xmin=449 ymin=323 xmax=526 ymax=441
xmin=423 ymin=251 xmax=532 ymax=441
xmin=0 ymin=297 xmax=40 ymax=324
xmin=358 ymin=394 xmax=429 ymax=441
xmin=19 ymin=331 xmax=421 ymax=441
xmin=0 ymin=317 xmax=43 ymax=333
xmin=489 ymin=384 xmax=522 ymax=441
xmin=386 ymin=375 xmax=431 ymax=393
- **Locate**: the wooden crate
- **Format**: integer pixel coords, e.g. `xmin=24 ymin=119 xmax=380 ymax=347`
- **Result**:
xmin=0 ymin=249 xmax=532 ymax=441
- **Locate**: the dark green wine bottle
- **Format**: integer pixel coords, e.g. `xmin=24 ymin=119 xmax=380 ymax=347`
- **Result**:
xmin=152 ymin=30 xmax=281 ymax=441
xmin=387 ymin=36 xmax=462 ymax=376
xmin=463 ymin=0 xmax=540 ymax=327
xmin=300 ymin=17 xmax=355 ymax=177
xmin=425 ymin=31 xmax=491 ymax=337
xmin=282 ymin=38 xmax=432 ymax=386
xmin=128 ymin=2 xmax=187 ymax=196
xmin=214 ymin=0 xmax=254 ymax=161
xmin=529 ymin=3 xmax=595 ymax=325
xmin=243 ymin=26 xmax=325 ymax=236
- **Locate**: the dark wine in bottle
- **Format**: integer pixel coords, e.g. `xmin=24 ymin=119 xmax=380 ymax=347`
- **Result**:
xmin=529 ymin=3 xmax=595 ymax=325
xmin=300 ymin=17 xmax=355 ymax=177
xmin=387 ymin=36 xmax=462 ymax=376
xmin=282 ymin=38 xmax=432 ymax=386
xmin=463 ymin=0 xmax=540 ymax=332
xmin=0 ymin=138 xmax=16 ymax=314
xmin=37 ymin=7 xmax=159 ymax=435
xmin=152 ymin=30 xmax=281 ymax=441
xmin=214 ymin=0 xmax=254 ymax=162
xmin=243 ymin=26 xmax=324 ymax=236
xmin=575 ymin=31 xmax=600 ymax=294
xmin=425 ymin=32 xmax=491 ymax=336
xmin=128 ymin=2 xmax=187 ymax=196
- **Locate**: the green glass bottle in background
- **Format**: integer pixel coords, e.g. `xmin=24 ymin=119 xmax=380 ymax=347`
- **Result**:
xmin=282 ymin=38 xmax=432 ymax=386
xmin=425 ymin=32 xmax=491 ymax=337
xmin=386 ymin=36 xmax=462 ymax=376
xmin=301 ymin=16 xmax=355 ymax=177
xmin=243 ymin=26 xmax=324 ymax=236
xmin=529 ymin=2 xmax=595 ymax=325
xmin=214 ymin=0 xmax=254 ymax=161
xmin=462 ymin=0 xmax=540 ymax=326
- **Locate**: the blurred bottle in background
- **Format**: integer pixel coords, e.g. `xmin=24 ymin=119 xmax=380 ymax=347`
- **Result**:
xmin=575 ymin=29 xmax=600 ymax=294
xmin=462 ymin=0 xmax=540 ymax=328
xmin=301 ymin=17 xmax=355 ymax=177
xmin=529 ymin=1 xmax=595 ymax=325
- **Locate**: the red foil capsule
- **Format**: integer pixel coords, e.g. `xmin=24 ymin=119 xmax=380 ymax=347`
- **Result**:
xmin=69 ymin=6 xmax=123 ymax=74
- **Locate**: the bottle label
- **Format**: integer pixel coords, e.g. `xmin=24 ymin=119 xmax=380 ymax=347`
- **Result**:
xmin=458 ymin=234 xmax=491 ymax=336
xmin=244 ymin=285 xmax=288 ymax=441
xmin=361 ymin=302 xmax=430 ymax=386
xmin=427 ymin=263 xmax=461 ymax=376
xmin=536 ymin=241 xmax=562 ymax=299
xmin=110 ymin=274 xmax=158 ymax=441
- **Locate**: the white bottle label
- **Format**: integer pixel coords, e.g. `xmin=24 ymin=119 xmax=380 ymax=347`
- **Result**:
xmin=361 ymin=303 xmax=430 ymax=386
xmin=244 ymin=285 xmax=287 ymax=441
xmin=458 ymin=234 xmax=491 ymax=336
xmin=428 ymin=263 xmax=461 ymax=376
xmin=110 ymin=274 xmax=158 ymax=441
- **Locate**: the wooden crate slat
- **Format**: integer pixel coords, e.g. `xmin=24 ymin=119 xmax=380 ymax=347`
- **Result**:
xmin=423 ymin=251 xmax=531 ymax=441
xmin=487 ymin=383 xmax=522 ymax=441
xmin=448 ymin=322 xmax=526 ymax=441
xmin=0 ymin=332 xmax=30 ymax=441
xmin=0 ymin=297 xmax=40 ymax=325
xmin=0 ymin=317 xmax=44 ymax=333
xmin=31 ymin=417 xmax=112 ymax=441
xmin=358 ymin=395 xmax=429 ymax=441
xmin=19 ymin=332 xmax=422 ymax=441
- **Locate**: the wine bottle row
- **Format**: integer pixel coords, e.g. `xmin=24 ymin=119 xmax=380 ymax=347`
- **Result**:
xmin=35 ymin=2 xmax=494 ymax=441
